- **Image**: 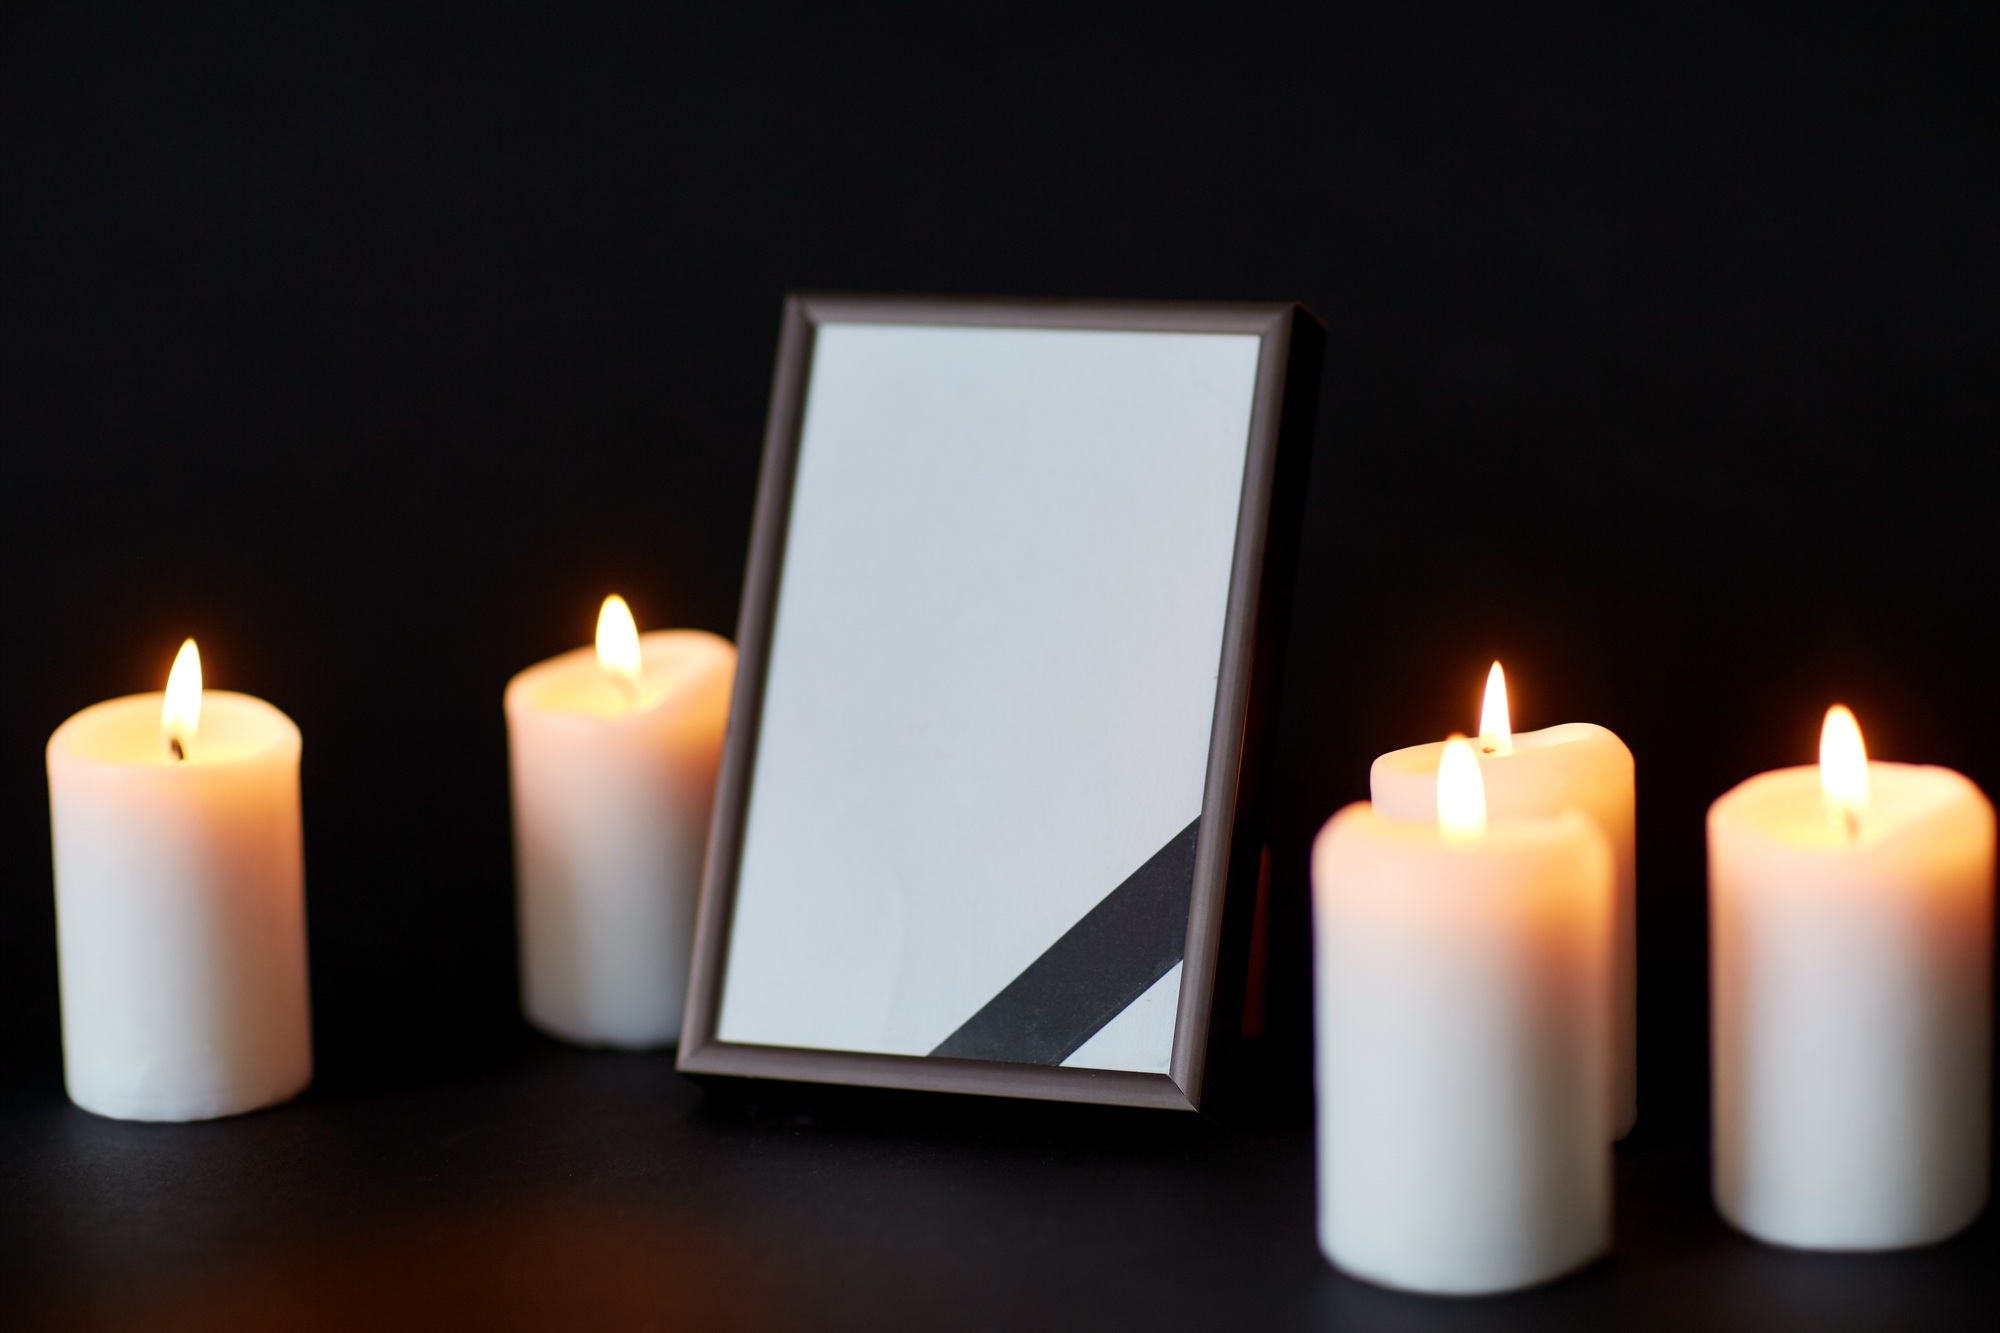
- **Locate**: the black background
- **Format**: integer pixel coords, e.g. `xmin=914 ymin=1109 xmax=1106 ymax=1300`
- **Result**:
xmin=1 ymin=4 xmax=1995 ymax=1327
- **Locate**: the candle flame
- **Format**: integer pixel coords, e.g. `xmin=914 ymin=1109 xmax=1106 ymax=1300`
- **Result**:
xmin=1478 ymin=661 xmax=1513 ymax=755
xmin=1437 ymin=736 xmax=1487 ymax=843
xmin=1819 ymin=704 xmax=1869 ymax=834
xmin=161 ymin=638 xmax=202 ymax=760
xmin=595 ymin=595 xmax=642 ymax=687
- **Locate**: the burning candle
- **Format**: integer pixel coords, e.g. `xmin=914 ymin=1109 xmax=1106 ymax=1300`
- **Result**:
xmin=46 ymin=639 xmax=313 ymax=1121
xmin=1710 ymin=705 xmax=1994 ymax=1249
xmin=1314 ymin=738 xmax=1614 ymax=1295
xmin=506 ymin=597 xmax=734 ymax=1048
xmin=1371 ymin=663 xmax=1638 ymax=1137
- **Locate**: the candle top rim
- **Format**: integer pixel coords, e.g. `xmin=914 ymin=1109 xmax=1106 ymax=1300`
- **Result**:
xmin=48 ymin=689 xmax=298 ymax=769
xmin=1313 ymin=802 xmax=1614 ymax=906
xmin=1710 ymin=761 xmax=1991 ymax=852
xmin=1326 ymin=799 xmax=1606 ymax=849
xmin=506 ymin=627 xmax=733 ymax=722
xmin=1373 ymin=721 xmax=1628 ymax=774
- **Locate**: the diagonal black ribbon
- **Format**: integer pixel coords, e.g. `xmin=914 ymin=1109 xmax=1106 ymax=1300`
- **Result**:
xmin=928 ymin=817 xmax=1200 ymax=1066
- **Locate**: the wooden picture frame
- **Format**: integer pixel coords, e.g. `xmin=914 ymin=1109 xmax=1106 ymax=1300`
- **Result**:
xmin=678 ymin=294 xmax=1324 ymax=1111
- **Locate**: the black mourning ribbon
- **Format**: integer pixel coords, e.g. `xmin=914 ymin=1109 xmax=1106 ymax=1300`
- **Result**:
xmin=929 ymin=817 xmax=1199 ymax=1066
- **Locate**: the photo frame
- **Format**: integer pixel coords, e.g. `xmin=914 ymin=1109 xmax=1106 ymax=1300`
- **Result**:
xmin=678 ymin=294 xmax=1324 ymax=1111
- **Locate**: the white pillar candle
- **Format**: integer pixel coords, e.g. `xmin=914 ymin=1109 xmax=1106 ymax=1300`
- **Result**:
xmin=1371 ymin=663 xmax=1638 ymax=1138
xmin=46 ymin=639 xmax=312 ymax=1122
xmin=1710 ymin=704 xmax=1993 ymax=1250
xmin=1314 ymin=739 xmax=1615 ymax=1295
xmin=505 ymin=597 xmax=734 ymax=1049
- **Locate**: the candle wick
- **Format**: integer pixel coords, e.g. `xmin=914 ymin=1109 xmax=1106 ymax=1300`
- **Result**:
xmin=168 ymin=737 xmax=186 ymax=763
xmin=1843 ymin=807 xmax=1860 ymax=841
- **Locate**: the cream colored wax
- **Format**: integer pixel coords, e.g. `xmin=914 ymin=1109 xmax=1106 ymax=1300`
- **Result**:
xmin=1372 ymin=711 xmax=1637 ymax=1139
xmin=47 ymin=662 xmax=312 ymax=1122
xmin=1709 ymin=716 xmax=1993 ymax=1250
xmin=1314 ymin=741 xmax=1615 ymax=1296
xmin=505 ymin=614 xmax=734 ymax=1049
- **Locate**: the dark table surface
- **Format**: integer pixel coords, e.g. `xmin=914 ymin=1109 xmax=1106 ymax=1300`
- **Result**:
xmin=3 ymin=1041 xmax=1995 ymax=1332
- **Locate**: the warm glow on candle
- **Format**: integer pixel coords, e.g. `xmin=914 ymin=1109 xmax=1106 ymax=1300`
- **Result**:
xmin=1437 ymin=736 xmax=1487 ymax=843
xmin=1819 ymin=704 xmax=1870 ymax=834
xmin=595 ymin=595 xmax=642 ymax=687
xmin=161 ymin=638 xmax=202 ymax=761
xmin=1479 ymin=661 xmax=1513 ymax=755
